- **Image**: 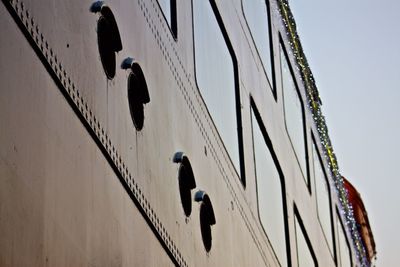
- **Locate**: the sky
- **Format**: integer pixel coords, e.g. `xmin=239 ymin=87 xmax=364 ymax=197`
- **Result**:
xmin=288 ymin=0 xmax=400 ymax=266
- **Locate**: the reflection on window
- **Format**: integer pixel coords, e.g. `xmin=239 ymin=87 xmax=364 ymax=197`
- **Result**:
xmin=251 ymin=107 xmax=287 ymax=267
xmin=295 ymin=214 xmax=317 ymax=267
xmin=313 ymin=141 xmax=334 ymax=255
xmin=280 ymin=43 xmax=307 ymax=182
xmin=337 ymin=215 xmax=352 ymax=267
xmin=157 ymin=0 xmax=177 ymax=37
xmin=194 ymin=0 xmax=244 ymax=183
xmin=242 ymin=0 xmax=274 ymax=88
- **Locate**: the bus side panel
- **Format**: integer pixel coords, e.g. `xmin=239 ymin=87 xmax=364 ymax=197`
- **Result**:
xmin=0 ymin=6 xmax=174 ymax=266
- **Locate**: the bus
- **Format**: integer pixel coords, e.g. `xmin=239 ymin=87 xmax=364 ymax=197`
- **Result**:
xmin=0 ymin=0 xmax=375 ymax=266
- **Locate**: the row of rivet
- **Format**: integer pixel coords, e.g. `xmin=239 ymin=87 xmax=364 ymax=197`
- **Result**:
xmin=6 ymin=0 xmax=187 ymax=266
xmin=142 ymin=0 xmax=270 ymax=263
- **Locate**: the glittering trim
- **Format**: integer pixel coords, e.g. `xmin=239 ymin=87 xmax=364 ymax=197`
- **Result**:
xmin=277 ymin=0 xmax=369 ymax=266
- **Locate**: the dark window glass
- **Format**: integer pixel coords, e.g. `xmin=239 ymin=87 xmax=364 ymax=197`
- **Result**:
xmin=242 ymin=0 xmax=274 ymax=89
xmin=251 ymin=106 xmax=287 ymax=266
xmin=194 ymin=0 xmax=244 ymax=184
xmin=280 ymin=43 xmax=308 ymax=183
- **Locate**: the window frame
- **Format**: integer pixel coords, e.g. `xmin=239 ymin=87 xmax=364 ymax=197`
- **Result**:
xmin=336 ymin=208 xmax=354 ymax=267
xmin=156 ymin=0 xmax=177 ymax=39
xmin=279 ymin=35 xmax=310 ymax=191
xmin=294 ymin=206 xmax=318 ymax=267
xmin=312 ymin=134 xmax=336 ymax=261
xmin=251 ymin=98 xmax=291 ymax=266
xmin=192 ymin=0 xmax=246 ymax=186
xmin=241 ymin=0 xmax=276 ymax=99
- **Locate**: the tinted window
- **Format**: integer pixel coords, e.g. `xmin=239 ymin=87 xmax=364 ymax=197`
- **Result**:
xmin=280 ymin=43 xmax=307 ymax=182
xmin=251 ymin=107 xmax=287 ymax=266
xmin=313 ymin=141 xmax=334 ymax=255
xmin=194 ymin=0 xmax=244 ymax=182
xmin=242 ymin=0 xmax=274 ymax=89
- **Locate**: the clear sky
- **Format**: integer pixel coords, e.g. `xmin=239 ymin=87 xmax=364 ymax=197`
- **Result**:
xmin=288 ymin=0 xmax=400 ymax=266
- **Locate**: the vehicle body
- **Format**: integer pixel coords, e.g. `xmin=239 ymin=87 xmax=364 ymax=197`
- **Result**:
xmin=0 ymin=0 xmax=375 ymax=266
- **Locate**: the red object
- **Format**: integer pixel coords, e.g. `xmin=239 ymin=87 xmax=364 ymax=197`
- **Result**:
xmin=343 ymin=176 xmax=376 ymax=262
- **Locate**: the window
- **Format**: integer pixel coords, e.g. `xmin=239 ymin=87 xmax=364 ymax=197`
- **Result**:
xmin=337 ymin=213 xmax=352 ymax=267
xmin=251 ymin=103 xmax=288 ymax=266
xmin=242 ymin=0 xmax=275 ymax=94
xmin=280 ymin=41 xmax=308 ymax=184
xmin=313 ymin=139 xmax=335 ymax=256
xmin=194 ymin=0 xmax=245 ymax=185
xmin=295 ymin=211 xmax=317 ymax=267
xmin=157 ymin=0 xmax=177 ymax=37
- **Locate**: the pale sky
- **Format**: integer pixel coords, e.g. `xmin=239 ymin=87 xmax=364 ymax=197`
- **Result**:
xmin=288 ymin=0 xmax=400 ymax=266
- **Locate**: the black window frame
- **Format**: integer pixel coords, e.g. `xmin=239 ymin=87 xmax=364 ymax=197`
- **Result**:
xmin=294 ymin=205 xmax=318 ymax=267
xmin=156 ymin=0 xmax=177 ymax=39
xmin=311 ymin=134 xmax=337 ymax=262
xmin=192 ymin=0 xmax=246 ymax=187
xmin=241 ymin=0 xmax=277 ymax=100
xmin=279 ymin=34 xmax=310 ymax=192
xmin=336 ymin=207 xmax=354 ymax=267
xmin=251 ymin=98 xmax=291 ymax=266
